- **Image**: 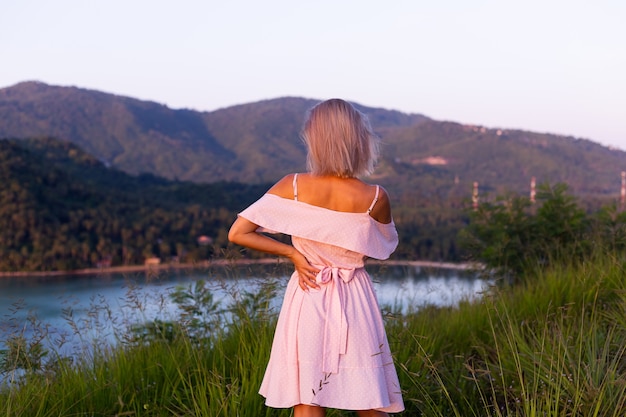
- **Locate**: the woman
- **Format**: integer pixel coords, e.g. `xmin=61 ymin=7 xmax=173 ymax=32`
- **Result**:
xmin=228 ymin=99 xmax=404 ymax=416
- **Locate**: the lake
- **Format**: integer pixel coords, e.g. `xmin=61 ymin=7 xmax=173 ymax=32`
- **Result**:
xmin=0 ymin=261 xmax=490 ymax=357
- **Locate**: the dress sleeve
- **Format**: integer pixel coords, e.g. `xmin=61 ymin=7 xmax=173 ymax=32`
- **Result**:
xmin=238 ymin=193 xmax=398 ymax=260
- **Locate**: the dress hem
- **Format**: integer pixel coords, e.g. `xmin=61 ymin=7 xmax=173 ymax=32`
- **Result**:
xmin=261 ymin=396 xmax=405 ymax=413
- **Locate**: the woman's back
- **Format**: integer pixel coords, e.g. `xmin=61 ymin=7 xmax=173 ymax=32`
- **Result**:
xmin=268 ymin=173 xmax=392 ymax=224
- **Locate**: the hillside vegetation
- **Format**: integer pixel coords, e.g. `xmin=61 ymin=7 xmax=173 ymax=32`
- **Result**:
xmin=1 ymin=81 xmax=625 ymax=271
xmin=0 ymin=138 xmax=268 ymax=272
xmin=1 ymin=81 xmax=625 ymax=198
xmin=0 ymin=137 xmax=463 ymax=272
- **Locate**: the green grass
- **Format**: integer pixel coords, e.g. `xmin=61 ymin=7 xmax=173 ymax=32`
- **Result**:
xmin=387 ymin=252 xmax=626 ymax=416
xmin=3 ymin=254 xmax=626 ymax=416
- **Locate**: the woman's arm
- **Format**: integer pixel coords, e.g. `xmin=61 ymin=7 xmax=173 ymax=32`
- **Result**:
xmin=369 ymin=186 xmax=393 ymax=224
xmin=228 ymin=216 xmax=320 ymax=291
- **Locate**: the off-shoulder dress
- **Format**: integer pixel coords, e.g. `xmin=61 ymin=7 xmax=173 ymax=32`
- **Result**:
xmin=238 ymin=174 xmax=404 ymax=412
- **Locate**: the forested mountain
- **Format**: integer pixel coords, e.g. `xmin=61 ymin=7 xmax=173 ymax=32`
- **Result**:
xmin=2 ymin=81 xmax=626 ymax=272
xmin=2 ymin=81 xmax=624 ymax=200
xmin=0 ymin=137 xmax=466 ymax=271
xmin=0 ymin=137 xmax=269 ymax=272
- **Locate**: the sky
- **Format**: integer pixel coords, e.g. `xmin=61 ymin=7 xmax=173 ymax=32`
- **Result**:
xmin=1 ymin=0 xmax=625 ymax=149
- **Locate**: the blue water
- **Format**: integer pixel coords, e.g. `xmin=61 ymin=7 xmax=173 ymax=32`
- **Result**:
xmin=0 ymin=262 xmax=489 ymax=361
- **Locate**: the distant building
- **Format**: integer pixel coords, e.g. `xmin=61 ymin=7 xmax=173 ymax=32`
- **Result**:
xmin=96 ymin=258 xmax=112 ymax=268
xmin=197 ymin=235 xmax=213 ymax=246
xmin=144 ymin=257 xmax=161 ymax=266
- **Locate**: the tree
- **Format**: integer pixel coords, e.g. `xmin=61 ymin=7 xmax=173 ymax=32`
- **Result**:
xmin=459 ymin=183 xmax=589 ymax=283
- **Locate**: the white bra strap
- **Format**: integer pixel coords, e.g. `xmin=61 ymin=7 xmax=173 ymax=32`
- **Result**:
xmin=293 ymin=173 xmax=299 ymax=201
xmin=367 ymin=185 xmax=380 ymax=213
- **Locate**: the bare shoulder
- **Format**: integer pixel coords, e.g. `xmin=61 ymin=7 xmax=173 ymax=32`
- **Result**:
xmin=369 ymin=185 xmax=393 ymax=224
xmin=267 ymin=173 xmax=297 ymax=199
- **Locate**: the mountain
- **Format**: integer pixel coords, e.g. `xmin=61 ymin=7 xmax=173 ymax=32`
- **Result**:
xmin=4 ymin=81 xmax=623 ymax=271
xmin=0 ymin=137 xmax=464 ymax=271
xmin=1 ymin=81 xmax=625 ymax=200
xmin=0 ymin=81 xmax=241 ymax=182
xmin=0 ymin=137 xmax=270 ymax=271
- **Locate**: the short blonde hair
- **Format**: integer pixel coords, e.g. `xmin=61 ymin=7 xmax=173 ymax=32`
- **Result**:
xmin=301 ymin=99 xmax=379 ymax=178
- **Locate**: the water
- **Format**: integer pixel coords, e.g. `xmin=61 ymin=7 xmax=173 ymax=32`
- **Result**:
xmin=0 ymin=262 xmax=489 ymax=358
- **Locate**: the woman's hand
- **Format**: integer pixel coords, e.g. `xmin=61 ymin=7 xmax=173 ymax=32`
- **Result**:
xmin=289 ymin=250 xmax=320 ymax=291
xmin=229 ymin=216 xmax=320 ymax=291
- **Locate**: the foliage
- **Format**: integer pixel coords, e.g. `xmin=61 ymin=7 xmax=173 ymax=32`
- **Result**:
xmin=459 ymin=182 xmax=606 ymax=281
xmin=0 ymin=317 xmax=48 ymax=375
xmin=588 ymin=203 xmax=626 ymax=252
xmin=0 ymin=138 xmax=270 ymax=272
xmin=388 ymin=251 xmax=626 ymax=416
xmin=167 ymin=279 xmax=223 ymax=339
xmin=0 ymin=137 xmax=471 ymax=272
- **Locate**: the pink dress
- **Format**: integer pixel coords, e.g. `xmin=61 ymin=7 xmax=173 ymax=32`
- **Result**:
xmin=238 ymin=175 xmax=405 ymax=413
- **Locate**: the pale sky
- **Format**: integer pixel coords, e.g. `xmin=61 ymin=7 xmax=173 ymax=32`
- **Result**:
xmin=1 ymin=0 xmax=625 ymax=149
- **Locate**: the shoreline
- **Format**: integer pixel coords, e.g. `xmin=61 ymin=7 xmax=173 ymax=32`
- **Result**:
xmin=0 ymin=258 xmax=480 ymax=279
xmin=0 ymin=258 xmax=282 ymax=278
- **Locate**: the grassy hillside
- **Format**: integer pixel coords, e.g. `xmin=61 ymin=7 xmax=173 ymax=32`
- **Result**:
xmin=2 ymin=252 xmax=626 ymax=415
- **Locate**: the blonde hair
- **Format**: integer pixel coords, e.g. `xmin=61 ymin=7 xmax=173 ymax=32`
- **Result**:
xmin=301 ymin=99 xmax=379 ymax=178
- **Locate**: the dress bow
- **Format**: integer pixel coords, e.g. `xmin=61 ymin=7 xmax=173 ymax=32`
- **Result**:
xmin=313 ymin=265 xmax=359 ymax=374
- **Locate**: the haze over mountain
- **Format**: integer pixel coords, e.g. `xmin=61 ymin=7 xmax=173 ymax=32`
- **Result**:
xmin=1 ymin=81 xmax=625 ymax=200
